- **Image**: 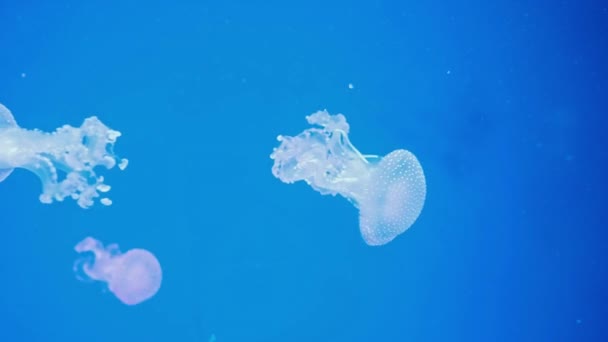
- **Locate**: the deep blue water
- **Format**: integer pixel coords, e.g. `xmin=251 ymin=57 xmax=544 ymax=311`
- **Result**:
xmin=0 ymin=1 xmax=606 ymax=341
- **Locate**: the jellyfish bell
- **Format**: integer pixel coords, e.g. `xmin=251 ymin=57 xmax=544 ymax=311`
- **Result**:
xmin=358 ymin=149 xmax=426 ymax=246
xmin=0 ymin=103 xmax=17 ymax=182
xmin=0 ymin=169 xmax=12 ymax=183
xmin=270 ymin=110 xmax=426 ymax=246
xmin=106 ymin=248 xmax=163 ymax=306
xmin=74 ymin=237 xmax=162 ymax=306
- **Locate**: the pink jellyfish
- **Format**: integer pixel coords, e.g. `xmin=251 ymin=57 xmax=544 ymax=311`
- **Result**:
xmin=74 ymin=237 xmax=162 ymax=306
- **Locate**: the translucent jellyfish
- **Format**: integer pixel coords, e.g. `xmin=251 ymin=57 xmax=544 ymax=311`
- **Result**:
xmin=270 ymin=110 xmax=426 ymax=246
xmin=74 ymin=237 xmax=162 ymax=306
xmin=0 ymin=103 xmax=128 ymax=208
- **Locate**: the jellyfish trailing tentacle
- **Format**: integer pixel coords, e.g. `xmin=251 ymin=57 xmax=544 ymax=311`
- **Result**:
xmin=270 ymin=110 xmax=426 ymax=246
xmin=74 ymin=236 xmax=162 ymax=306
xmin=0 ymin=103 xmax=128 ymax=208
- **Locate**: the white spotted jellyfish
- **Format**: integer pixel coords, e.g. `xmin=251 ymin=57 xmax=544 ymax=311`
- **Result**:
xmin=270 ymin=110 xmax=426 ymax=246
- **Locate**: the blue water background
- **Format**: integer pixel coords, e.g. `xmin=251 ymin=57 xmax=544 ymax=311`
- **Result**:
xmin=0 ymin=1 xmax=606 ymax=341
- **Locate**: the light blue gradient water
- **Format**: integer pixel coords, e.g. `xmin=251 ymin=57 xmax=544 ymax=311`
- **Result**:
xmin=0 ymin=1 xmax=606 ymax=341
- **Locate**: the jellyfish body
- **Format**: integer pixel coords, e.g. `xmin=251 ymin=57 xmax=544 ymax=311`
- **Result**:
xmin=270 ymin=110 xmax=426 ymax=246
xmin=0 ymin=103 xmax=17 ymax=182
xmin=0 ymin=103 xmax=128 ymax=208
xmin=74 ymin=237 xmax=162 ymax=306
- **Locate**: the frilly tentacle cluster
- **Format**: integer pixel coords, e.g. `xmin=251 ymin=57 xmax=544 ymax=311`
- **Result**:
xmin=34 ymin=116 xmax=129 ymax=208
xmin=0 ymin=104 xmax=128 ymax=208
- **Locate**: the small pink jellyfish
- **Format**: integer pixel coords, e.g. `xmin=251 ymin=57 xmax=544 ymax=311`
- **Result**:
xmin=74 ymin=237 xmax=162 ymax=306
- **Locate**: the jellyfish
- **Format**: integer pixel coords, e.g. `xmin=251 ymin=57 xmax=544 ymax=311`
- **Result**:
xmin=270 ymin=110 xmax=426 ymax=246
xmin=0 ymin=103 xmax=128 ymax=208
xmin=74 ymin=236 xmax=162 ymax=306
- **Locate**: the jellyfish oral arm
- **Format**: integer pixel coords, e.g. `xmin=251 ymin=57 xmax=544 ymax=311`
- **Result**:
xmin=271 ymin=128 xmax=371 ymax=202
xmin=0 ymin=110 xmax=128 ymax=208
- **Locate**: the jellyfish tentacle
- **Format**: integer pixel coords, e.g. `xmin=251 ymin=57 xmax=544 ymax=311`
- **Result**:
xmin=0 ymin=104 xmax=128 ymax=208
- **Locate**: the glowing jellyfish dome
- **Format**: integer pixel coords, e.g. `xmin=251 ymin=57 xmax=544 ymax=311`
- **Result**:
xmin=270 ymin=110 xmax=426 ymax=246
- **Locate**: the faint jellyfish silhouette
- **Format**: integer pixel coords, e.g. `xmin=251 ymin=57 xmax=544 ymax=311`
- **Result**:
xmin=74 ymin=237 xmax=162 ymax=306
xmin=270 ymin=110 xmax=426 ymax=246
xmin=0 ymin=103 xmax=128 ymax=208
